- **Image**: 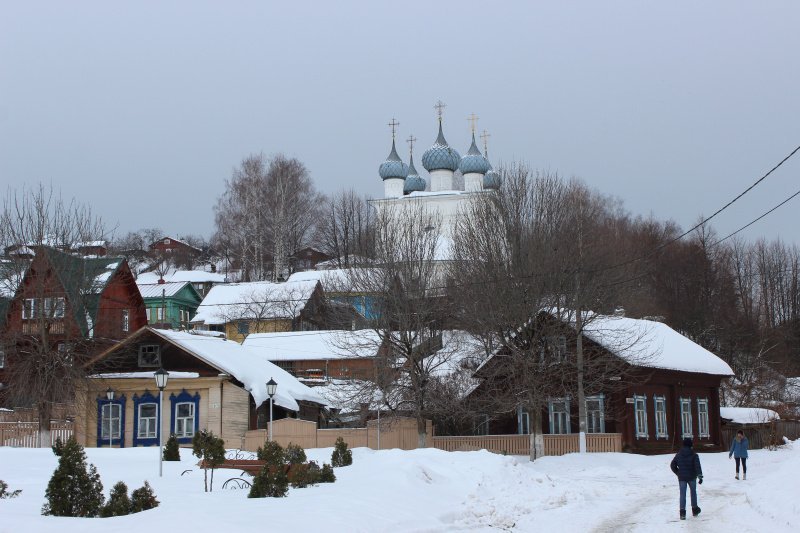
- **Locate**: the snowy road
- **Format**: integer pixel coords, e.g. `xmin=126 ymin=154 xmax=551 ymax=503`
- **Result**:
xmin=1 ymin=442 xmax=797 ymax=532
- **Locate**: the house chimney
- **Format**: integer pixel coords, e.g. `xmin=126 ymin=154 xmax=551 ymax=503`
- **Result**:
xmin=158 ymin=277 xmax=165 ymax=284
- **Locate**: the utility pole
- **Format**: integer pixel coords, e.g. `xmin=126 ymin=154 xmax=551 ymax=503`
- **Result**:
xmin=576 ymin=196 xmax=587 ymax=454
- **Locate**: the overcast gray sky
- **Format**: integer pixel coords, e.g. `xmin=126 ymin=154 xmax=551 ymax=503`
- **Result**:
xmin=2 ymin=1 xmax=799 ymax=244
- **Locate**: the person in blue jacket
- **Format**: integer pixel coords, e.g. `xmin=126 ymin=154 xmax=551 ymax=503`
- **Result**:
xmin=729 ymin=430 xmax=749 ymax=480
xmin=670 ymin=437 xmax=703 ymax=520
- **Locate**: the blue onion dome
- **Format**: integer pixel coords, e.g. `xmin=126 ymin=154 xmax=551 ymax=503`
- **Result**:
xmin=459 ymin=133 xmax=491 ymax=174
xmin=404 ymin=154 xmax=426 ymax=194
xmin=379 ymin=139 xmax=409 ymax=180
xmin=483 ymin=164 xmax=501 ymax=190
xmin=421 ymin=122 xmax=461 ymax=172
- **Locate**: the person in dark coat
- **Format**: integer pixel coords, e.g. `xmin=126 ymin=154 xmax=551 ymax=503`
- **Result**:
xmin=670 ymin=437 xmax=703 ymax=520
xmin=729 ymin=430 xmax=749 ymax=480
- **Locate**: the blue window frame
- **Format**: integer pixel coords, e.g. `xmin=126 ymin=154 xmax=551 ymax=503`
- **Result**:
xmin=132 ymin=390 xmax=160 ymax=447
xmin=96 ymin=394 xmax=126 ymax=448
xmin=169 ymin=389 xmax=200 ymax=444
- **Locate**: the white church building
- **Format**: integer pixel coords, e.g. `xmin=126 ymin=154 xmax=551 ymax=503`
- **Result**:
xmin=370 ymin=104 xmax=501 ymax=245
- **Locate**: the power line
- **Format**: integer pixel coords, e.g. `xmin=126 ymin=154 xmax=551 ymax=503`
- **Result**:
xmin=713 ymin=187 xmax=800 ymax=246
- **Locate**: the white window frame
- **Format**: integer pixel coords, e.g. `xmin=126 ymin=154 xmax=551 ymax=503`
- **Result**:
xmin=22 ymin=298 xmax=37 ymax=319
xmin=156 ymin=307 xmax=164 ymax=321
xmin=548 ymin=398 xmax=571 ymax=434
xmin=101 ymin=403 xmax=122 ymax=440
xmin=633 ymin=394 xmax=648 ymax=439
xmin=44 ymin=297 xmax=65 ymax=319
xmin=145 ymin=308 xmax=152 ymax=322
xmin=122 ymin=309 xmax=129 ymax=332
xmin=654 ymin=395 xmax=668 ymax=439
xmin=138 ymin=345 xmax=161 ymax=367
xmin=0 ymin=348 xmax=5 ymax=369
xmin=175 ymin=402 xmax=195 ymax=438
xmin=697 ymin=398 xmax=710 ymax=438
xmin=586 ymin=395 xmax=605 ymax=433
xmin=680 ymin=397 xmax=693 ymax=438
xmin=517 ymin=406 xmax=530 ymax=435
xmin=137 ymin=403 xmax=158 ymax=439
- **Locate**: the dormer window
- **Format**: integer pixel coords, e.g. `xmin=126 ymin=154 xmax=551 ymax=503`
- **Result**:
xmin=163 ymin=238 xmax=171 ymax=245
xmin=138 ymin=345 xmax=161 ymax=367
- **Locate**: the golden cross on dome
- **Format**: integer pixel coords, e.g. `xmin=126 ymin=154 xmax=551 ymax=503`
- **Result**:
xmin=434 ymin=100 xmax=446 ymax=122
xmin=406 ymin=134 xmax=417 ymax=155
xmin=387 ymin=118 xmax=400 ymax=139
xmin=467 ymin=113 xmax=479 ymax=133
xmin=480 ymin=129 xmax=491 ymax=154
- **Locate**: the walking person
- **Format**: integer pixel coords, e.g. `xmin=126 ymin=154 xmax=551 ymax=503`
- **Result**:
xmin=670 ymin=437 xmax=703 ymax=520
xmin=729 ymin=430 xmax=749 ymax=480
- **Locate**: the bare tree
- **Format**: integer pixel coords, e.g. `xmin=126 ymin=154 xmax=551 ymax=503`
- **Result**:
xmin=213 ymin=154 xmax=322 ymax=282
xmin=315 ymin=189 xmax=374 ymax=267
xmin=0 ymin=185 xmax=110 ymax=445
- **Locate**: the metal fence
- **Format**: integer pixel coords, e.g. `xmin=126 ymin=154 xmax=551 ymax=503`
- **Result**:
xmin=0 ymin=422 xmax=74 ymax=448
xmin=432 ymin=433 xmax=623 ymax=456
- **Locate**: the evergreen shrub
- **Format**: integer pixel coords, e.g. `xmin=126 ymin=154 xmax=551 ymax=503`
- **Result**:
xmin=192 ymin=429 xmax=226 ymax=492
xmin=256 ymin=440 xmax=285 ymax=467
xmin=130 ymin=481 xmax=159 ymax=512
xmin=51 ymin=436 xmax=64 ymax=457
xmin=0 ymin=480 xmax=22 ymax=499
xmin=163 ymin=434 xmax=181 ymax=461
xmin=99 ymin=482 xmax=131 ymax=517
xmin=42 ymin=437 xmax=104 ymax=517
xmin=285 ymin=443 xmax=307 ymax=465
xmin=319 ymin=463 xmax=336 ymax=483
xmin=331 ymin=437 xmax=352 ymax=467
xmin=248 ymin=464 xmax=289 ymax=498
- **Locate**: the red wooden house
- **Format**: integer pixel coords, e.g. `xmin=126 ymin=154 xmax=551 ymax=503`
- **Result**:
xmin=0 ymin=246 xmax=146 ymax=397
xmin=471 ymin=311 xmax=734 ymax=454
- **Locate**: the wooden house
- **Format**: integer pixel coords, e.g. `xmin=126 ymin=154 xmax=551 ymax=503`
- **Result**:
xmin=148 ymin=237 xmax=202 ymax=257
xmin=287 ymin=268 xmax=381 ymax=321
xmin=136 ymin=280 xmax=202 ymax=330
xmin=290 ymin=247 xmax=332 ymax=272
xmin=471 ymin=312 xmax=734 ymax=454
xmin=189 ymin=280 xmax=331 ymax=343
xmin=242 ymin=329 xmax=381 ymax=383
xmin=76 ymin=327 xmax=329 ymax=447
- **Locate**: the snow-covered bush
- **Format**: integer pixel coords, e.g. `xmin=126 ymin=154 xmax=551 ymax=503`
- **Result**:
xmin=130 ymin=481 xmax=159 ymax=512
xmin=100 ymin=482 xmax=131 ymax=517
xmin=42 ymin=437 xmax=104 ymax=517
xmin=331 ymin=437 xmax=352 ymax=467
xmin=163 ymin=434 xmax=180 ymax=461
xmin=0 ymin=480 xmax=22 ymax=499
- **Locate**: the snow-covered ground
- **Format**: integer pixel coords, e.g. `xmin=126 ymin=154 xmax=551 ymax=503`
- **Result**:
xmin=1 ymin=442 xmax=797 ymax=532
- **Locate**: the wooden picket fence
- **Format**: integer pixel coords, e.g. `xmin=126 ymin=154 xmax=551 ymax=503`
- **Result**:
xmin=432 ymin=433 xmax=622 ymax=457
xmin=0 ymin=421 xmax=74 ymax=448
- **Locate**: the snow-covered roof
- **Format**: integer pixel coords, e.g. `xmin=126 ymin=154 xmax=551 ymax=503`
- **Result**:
xmin=286 ymin=268 xmax=380 ymax=293
xmin=136 ymin=281 xmax=192 ymax=298
xmin=574 ymin=313 xmax=735 ymax=376
xmin=149 ymin=329 xmax=329 ymax=411
xmin=91 ymin=371 xmax=201 ymax=379
xmin=170 ymin=270 xmax=228 ymax=283
xmin=720 ymin=407 xmax=780 ymax=424
xmin=191 ymin=280 xmax=319 ymax=325
xmin=242 ymin=330 xmax=380 ymax=361
xmin=315 ymin=255 xmax=374 ymax=270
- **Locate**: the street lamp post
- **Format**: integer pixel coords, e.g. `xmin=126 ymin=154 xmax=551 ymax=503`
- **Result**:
xmin=154 ymin=368 xmax=170 ymax=477
xmin=266 ymin=378 xmax=277 ymax=442
xmin=105 ymin=388 xmax=115 ymax=449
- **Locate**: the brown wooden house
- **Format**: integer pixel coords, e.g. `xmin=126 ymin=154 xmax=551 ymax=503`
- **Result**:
xmin=76 ymin=327 xmax=329 ymax=447
xmin=0 ymin=246 xmax=146 ymax=399
xmin=471 ymin=311 xmax=734 ymax=454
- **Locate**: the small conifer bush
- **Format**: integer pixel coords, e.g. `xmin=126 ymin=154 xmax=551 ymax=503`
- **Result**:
xmin=285 ymin=443 xmax=307 ymax=465
xmin=163 ymin=434 xmax=181 ymax=461
xmin=192 ymin=429 xmax=226 ymax=492
xmin=42 ymin=437 xmax=104 ymax=517
xmin=0 ymin=480 xmax=22 ymax=499
xmin=130 ymin=481 xmax=159 ymax=512
xmin=256 ymin=440 xmax=285 ymax=467
xmin=99 ymin=482 xmax=131 ymax=517
xmin=319 ymin=463 xmax=336 ymax=483
xmin=331 ymin=436 xmax=352 ymax=467
xmin=51 ymin=436 xmax=64 ymax=457
xmin=248 ymin=464 xmax=289 ymax=498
